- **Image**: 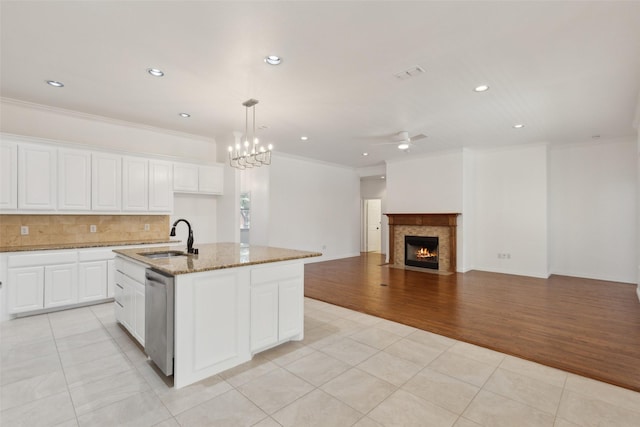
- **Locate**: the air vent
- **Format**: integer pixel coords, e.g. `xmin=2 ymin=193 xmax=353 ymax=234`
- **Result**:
xmin=394 ymin=65 xmax=425 ymax=80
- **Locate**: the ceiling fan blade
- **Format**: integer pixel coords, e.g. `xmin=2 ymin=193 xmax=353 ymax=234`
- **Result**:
xmin=409 ymin=133 xmax=427 ymax=142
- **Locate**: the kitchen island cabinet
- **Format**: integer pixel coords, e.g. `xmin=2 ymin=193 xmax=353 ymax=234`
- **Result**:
xmin=113 ymin=243 xmax=320 ymax=388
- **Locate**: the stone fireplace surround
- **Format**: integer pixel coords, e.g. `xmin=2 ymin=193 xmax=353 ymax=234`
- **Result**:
xmin=386 ymin=213 xmax=460 ymax=273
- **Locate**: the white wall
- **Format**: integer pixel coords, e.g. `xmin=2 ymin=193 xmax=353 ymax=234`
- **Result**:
xmin=360 ymin=177 xmax=388 ymax=256
xmin=386 ymin=150 xmax=464 ymax=213
xmin=461 ymin=149 xmax=476 ymax=272
xmin=473 ymin=144 xmax=549 ymax=278
xmin=171 ymin=195 xmax=218 ymax=248
xmin=241 ymin=165 xmax=270 ymax=246
xmin=549 ymin=138 xmax=636 ymax=283
xmin=637 ymin=130 xmax=640 ymax=300
xmin=1 ymin=99 xmax=217 ymax=161
xmin=385 ymin=150 xmax=466 ymax=269
xmin=267 ymin=154 xmax=360 ymax=261
xmin=216 ymin=163 xmax=240 ymax=244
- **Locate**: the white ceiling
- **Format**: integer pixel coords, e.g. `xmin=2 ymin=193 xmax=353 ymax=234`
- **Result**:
xmin=2 ymin=1 xmax=640 ymax=168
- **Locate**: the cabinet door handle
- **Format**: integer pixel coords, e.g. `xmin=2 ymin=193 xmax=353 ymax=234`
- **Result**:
xmin=116 ymin=283 xmax=123 ymax=289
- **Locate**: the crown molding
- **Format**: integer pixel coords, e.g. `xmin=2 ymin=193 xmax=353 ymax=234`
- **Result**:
xmin=271 ymin=151 xmax=356 ymax=172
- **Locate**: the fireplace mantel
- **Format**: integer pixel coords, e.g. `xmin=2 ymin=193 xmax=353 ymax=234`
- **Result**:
xmin=385 ymin=213 xmax=460 ymax=272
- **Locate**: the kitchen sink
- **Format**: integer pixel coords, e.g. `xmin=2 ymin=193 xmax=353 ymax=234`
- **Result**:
xmin=139 ymin=250 xmax=187 ymax=259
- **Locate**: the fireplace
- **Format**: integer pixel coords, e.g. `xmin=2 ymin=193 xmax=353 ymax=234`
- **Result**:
xmin=386 ymin=213 xmax=459 ymax=273
xmin=405 ymin=236 xmax=439 ymax=270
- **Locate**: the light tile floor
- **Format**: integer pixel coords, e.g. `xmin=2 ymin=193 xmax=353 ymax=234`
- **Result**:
xmin=1 ymin=298 xmax=640 ymax=427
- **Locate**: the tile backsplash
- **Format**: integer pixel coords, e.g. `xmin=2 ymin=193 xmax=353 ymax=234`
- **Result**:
xmin=0 ymin=215 xmax=169 ymax=248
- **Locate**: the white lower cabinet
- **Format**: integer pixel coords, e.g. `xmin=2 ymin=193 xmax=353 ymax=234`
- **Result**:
xmin=250 ymin=263 xmax=304 ymax=353
xmin=44 ymin=264 xmax=78 ymax=308
xmin=277 ymin=277 xmax=303 ymax=339
xmin=250 ymin=283 xmax=279 ymax=351
xmin=114 ymin=273 xmax=128 ymax=328
xmin=5 ymin=247 xmax=119 ymax=315
xmin=78 ymin=261 xmax=108 ymax=302
xmin=114 ymin=256 xmax=146 ymax=346
xmin=173 ymin=258 xmax=306 ymax=389
xmin=107 ymin=259 xmax=115 ymax=298
xmin=8 ymin=266 xmax=44 ymax=313
xmin=133 ymin=279 xmax=145 ymax=345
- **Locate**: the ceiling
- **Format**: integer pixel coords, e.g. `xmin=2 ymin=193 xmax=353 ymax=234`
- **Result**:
xmin=2 ymin=1 xmax=640 ymax=169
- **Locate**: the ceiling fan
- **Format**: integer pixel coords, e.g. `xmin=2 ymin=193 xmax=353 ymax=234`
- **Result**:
xmin=372 ymin=131 xmax=427 ymax=150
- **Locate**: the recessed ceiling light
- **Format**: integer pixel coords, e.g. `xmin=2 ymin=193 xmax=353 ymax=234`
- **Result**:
xmin=179 ymin=113 xmax=191 ymax=118
xmin=513 ymin=124 xmax=525 ymax=129
xmin=300 ymin=136 xmax=309 ymax=141
xmin=264 ymin=55 xmax=282 ymax=65
xmin=46 ymin=80 xmax=64 ymax=87
xmin=147 ymin=68 xmax=164 ymax=77
xmin=381 ymin=176 xmax=386 ymax=179
xmin=362 ymin=152 xmax=369 ymax=156
xmin=474 ymin=84 xmax=489 ymax=92
xmin=398 ymin=143 xmax=410 ymax=150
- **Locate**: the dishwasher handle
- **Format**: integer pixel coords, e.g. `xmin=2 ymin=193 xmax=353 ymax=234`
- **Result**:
xmin=145 ymin=269 xmax=173 ymax=285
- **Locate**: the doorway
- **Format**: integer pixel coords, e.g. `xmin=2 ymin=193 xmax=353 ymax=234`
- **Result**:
xmin=363 ymin=199 xmax=382 ymax=252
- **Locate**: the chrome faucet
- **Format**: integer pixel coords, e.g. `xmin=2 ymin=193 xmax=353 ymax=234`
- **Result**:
xmin=170 ymin=219 xmax=195 ymax=254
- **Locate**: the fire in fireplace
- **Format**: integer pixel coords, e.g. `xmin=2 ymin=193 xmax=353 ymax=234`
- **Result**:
xmin=405 ymin=235 xmax=439 ymax=270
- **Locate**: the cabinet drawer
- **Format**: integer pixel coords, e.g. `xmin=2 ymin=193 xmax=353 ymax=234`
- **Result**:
xmin=79 ymin=249 xmax=116 ymax=262
xmin=250 ymin=263 xmax=303 ymax=286
xmin=115 ymin=256 xmax=146 ymax=283
xmin=114 ymin=299 xmax=124 ymax=321
xmin=8 ymin=251 xmax=77 ymax=268
xmin=114 ymin=277 xmax=124 ymax=303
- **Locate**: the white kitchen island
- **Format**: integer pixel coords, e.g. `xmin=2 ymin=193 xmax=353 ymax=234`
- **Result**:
xmin=113 ymin=243 xmax=321 ymax=388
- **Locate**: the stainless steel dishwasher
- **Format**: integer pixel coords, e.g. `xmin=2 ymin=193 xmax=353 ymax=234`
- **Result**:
xmin=145 ymin=269 xmax=174 ymax=376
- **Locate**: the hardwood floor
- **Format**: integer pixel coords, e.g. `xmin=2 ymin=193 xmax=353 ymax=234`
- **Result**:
xmin=304 ymin=253 xmax=640 ymax=392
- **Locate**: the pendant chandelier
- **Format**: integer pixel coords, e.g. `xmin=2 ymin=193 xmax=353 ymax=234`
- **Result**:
xmin=228 ymin=99 xmax=273 ymax=170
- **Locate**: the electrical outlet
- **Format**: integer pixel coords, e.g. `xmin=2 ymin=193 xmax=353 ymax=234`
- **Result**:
xmin=506 ymin=253 xmax=511 ymax=259
xmin=90 ymin=225 xmax=97 ymax=233
xmin=144 ymin=224 xmax=150 ymax=231
xmin=20 ymin=226 xmax=29 ymax=235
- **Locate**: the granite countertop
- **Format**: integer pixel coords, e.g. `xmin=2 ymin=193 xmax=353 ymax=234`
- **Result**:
xmin=113 ymin=242 xmax=322 ymax=276
xmin=0 ymin=239 xmax=181 ymax=253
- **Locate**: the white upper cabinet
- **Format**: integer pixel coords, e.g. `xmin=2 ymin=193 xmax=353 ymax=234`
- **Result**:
xmin=149 ymin=160 xmax=173 ymax=212
xmin=173 ymin=163 xmax=199 ymax=192
xmin=0 ymin=141 xmax=18 ymax=210
xmin=198 ymin=165 xmax=224 ymax=195
xmin=1 ymin=135 xmax=216 ymax=213
xmin=18 ymin=144 xmax=57 ymax=210
xmin=58 ymin=148 xmax=91 ymax=211
xmin=92 ymin=153 xmax=122 ymax=211
xmin=173 ymin=162 xmax=224 ymax=195
xmin=122 ymin=156 xmax=149 ymax=211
